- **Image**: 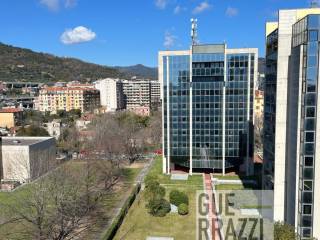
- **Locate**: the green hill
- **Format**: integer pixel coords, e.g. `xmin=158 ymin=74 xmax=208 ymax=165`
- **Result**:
xmin=115 ymin=64 xmax=158 ymax=80
xmin=0 ymin=42 xmax=123 ymax=83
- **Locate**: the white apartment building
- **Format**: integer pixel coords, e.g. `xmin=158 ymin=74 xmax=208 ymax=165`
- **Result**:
xmin=94 ymin=78 xmax=124 ymax=112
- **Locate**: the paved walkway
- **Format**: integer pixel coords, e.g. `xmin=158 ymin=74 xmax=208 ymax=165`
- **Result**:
xmin=135 ymin=157 xmax=155 ymax=184
xmin=204 ymin=174 xmax=220 ymax=240
xmin=95 ymin=157 xmax=155 ymax=239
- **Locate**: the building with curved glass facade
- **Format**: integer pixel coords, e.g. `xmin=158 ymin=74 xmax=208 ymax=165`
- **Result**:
xmin=159 ymin=44 xmax=257 ymax=175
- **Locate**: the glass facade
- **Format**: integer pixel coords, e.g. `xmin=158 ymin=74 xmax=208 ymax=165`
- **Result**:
xmin=192 ymin=53 xmax=224 ymax=168
xmin=225 ymin=54 xmax=254 ymax=166
xmin=264 ymin=28 xmax=278 ymax=188
xmin=293 ymin=15 xmax=319 ymax=239
xmin=162 ymin=45 xmax=256 ymax=171
xmin=163 ymin=55 xmax=190 ymax=167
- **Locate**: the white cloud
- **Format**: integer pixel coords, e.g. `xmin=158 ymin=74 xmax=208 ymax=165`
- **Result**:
xmin=163 ymin=31 xmax=176 ymax=49
xmin=40 ymin=0 xmax=77 ymax=11
xmin=174 ymin=5 xmax=186 ymax=14
xmin=225 ymin=7 xmax=238 ymax=17
xmin=64 ymin=0 xmax=77 ymax=8
xmin=174 ymin=5 xmax=181 ymax=14
xmin=40 ymin=0 xmax=60 ymax=11
xmin=60 ymin=26 xmax=96 ymax=45
xmin=192 ymin=1 xmax=212 ymax=15
xmin=155 ymin=0 xmax=168 ymax=9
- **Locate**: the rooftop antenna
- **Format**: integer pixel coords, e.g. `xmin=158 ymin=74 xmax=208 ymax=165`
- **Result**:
xmin=311 ymin=0 xmax=319 ymax=8
xmin=191 ymin=18 xmax=198 ymax=45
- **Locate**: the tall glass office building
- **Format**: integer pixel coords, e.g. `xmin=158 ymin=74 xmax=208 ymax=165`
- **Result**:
xmin=264 ymin=8 xmax=320 ymax=239
xmin=159 ymin=44 xmax=257 ymax=175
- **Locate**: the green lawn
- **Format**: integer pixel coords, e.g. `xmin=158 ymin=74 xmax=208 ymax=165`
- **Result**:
xmin=147 ymin=156 xmax=203 ymax=186
xmin=215 ymin=184 xmax=245 ymax=190
xmin=113 ymin=156 xmax=204 ymax=240
xmin=212 ymin=174 xmax=241 ymax=180
xmin=84 ymin=167 xmax=142 ymax=240
xmin=0 ymin=161 xmax=142 ymax=240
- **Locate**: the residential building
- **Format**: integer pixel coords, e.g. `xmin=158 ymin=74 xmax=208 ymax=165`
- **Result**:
xmin=45 ymin=119 xmax=63 ymax=140
xmin=123 ymin=79 xmax=151 ymax=115
xmin=0 ymin=108 xmax=24 ymax=128
xmin=257 ymin=58 xmax=266 ymax=90
xmin=150 ymin=79 xmax=161 ymax=108
xmin=1 ymin=137 xmax=57 ymax=185
xmin=254 ymin=90 xmax=264 ymax=117
xmin=264 ymin=8 xmax=320 ymax=239
xmin=94 ymin=78 xmax=124 ymax=112
xmin=66 ymin=81 xmax=95 ymax=88
xmin=159 ymin=44 xmax=257 ymax=175
xmin=75 ymin=113 xmax=95 ymax=130
xmin=36 ymin=87 xmax=100 ymax=114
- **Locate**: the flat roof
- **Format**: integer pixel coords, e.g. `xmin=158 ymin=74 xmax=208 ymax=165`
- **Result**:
xmin=0 ymin=108 xmax=23 ymax=113
xmin=1 ymin=137 xmax=54 ymax=146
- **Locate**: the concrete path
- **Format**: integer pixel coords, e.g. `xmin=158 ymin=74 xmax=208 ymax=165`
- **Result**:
xmin=204 ymin=174 xmax=220 ymax=240
xmin=135 ymin=157 xmax=155 ymax=184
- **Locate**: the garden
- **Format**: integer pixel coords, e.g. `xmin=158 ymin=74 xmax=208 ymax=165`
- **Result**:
xmin=113 ymin=156 xmax=203 ymax=240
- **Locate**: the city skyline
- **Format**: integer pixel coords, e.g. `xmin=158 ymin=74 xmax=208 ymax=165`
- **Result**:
xmin=0 ymin=0 xmax=309 ymax=67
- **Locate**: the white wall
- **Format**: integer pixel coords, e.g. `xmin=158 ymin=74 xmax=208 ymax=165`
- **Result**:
xmin=95 ymin=78 xmax=122 ymax=112
xmin=1 ymin=137 xmax=57 ymax=183
xmin=273 ymin=9 xmax=298 ymax=222
xmin=2 ymin=145 xmax=30 ymax=183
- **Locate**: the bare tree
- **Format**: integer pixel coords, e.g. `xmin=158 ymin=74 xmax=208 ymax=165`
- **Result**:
xmin=115 ymin=112 xmax=147 ymax=164
xmin=145 ymin=111 xmax=162 ymax=147
xmin=254 ymin=114 xmax=264 ymax=152
xmin=0 ymin=164 xmax=102 ymax=240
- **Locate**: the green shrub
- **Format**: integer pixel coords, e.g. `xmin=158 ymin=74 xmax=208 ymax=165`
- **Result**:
xmin=147 ymin=198 xmax=171 ymax=217
xmin=144 ymin=175 xmax=158 ymax=188
xmin=178 ymin=203 xmax=189 ymax=215
xmin=144 ymin=179 xmax=165 ymax=202
xmin=169 ymin=189 xmax=189 ymax=206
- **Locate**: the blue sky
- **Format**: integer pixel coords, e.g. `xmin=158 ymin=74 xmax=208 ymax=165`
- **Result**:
xmin=0 ymin=0 xmax=312 ymax=67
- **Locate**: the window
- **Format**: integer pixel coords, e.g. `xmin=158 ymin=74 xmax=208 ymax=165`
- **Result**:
xmin=305 ymin=156 xmax=314 ymax=167
xmin=303 ymin=181 xmax=313 ymax=191
xmin=302 ymin=216 xmax=312 ymax=227
xmin=302 ymin=192 xmax=312 ymax=204
xmin=302 ymin=228 xmax=311 ymax=238
xmin=304 ymin=168 xmax=314 ymax=180
xmin=305 ymin=119 xmax=315 ymax=131
xmin=306 ymin=107 xmax=315 ymax=118
xmin=303 ymin=205 xmax=312 ymax=215
xmin=305 ymin=132 xmax=315 ymax=142
xmin=306 ymin=94 xmax=316 ymax=106
xmin=309 ymin=30 xmax=318 ymax=42
xmin=308 ymin=15 xmax=319 ymax=29
xmin=305 ymin=143 xmax=314 ymax=155
xmin=307 ymin=55 xmax=317 ymax=67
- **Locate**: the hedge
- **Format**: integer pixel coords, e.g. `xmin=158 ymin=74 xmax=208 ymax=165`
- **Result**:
xmin=101 ymin=183 xmax=141 ymax=240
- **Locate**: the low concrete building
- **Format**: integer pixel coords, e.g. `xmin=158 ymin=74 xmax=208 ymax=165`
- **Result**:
xmin=1 ymin=137 xmax=57 ymax=184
